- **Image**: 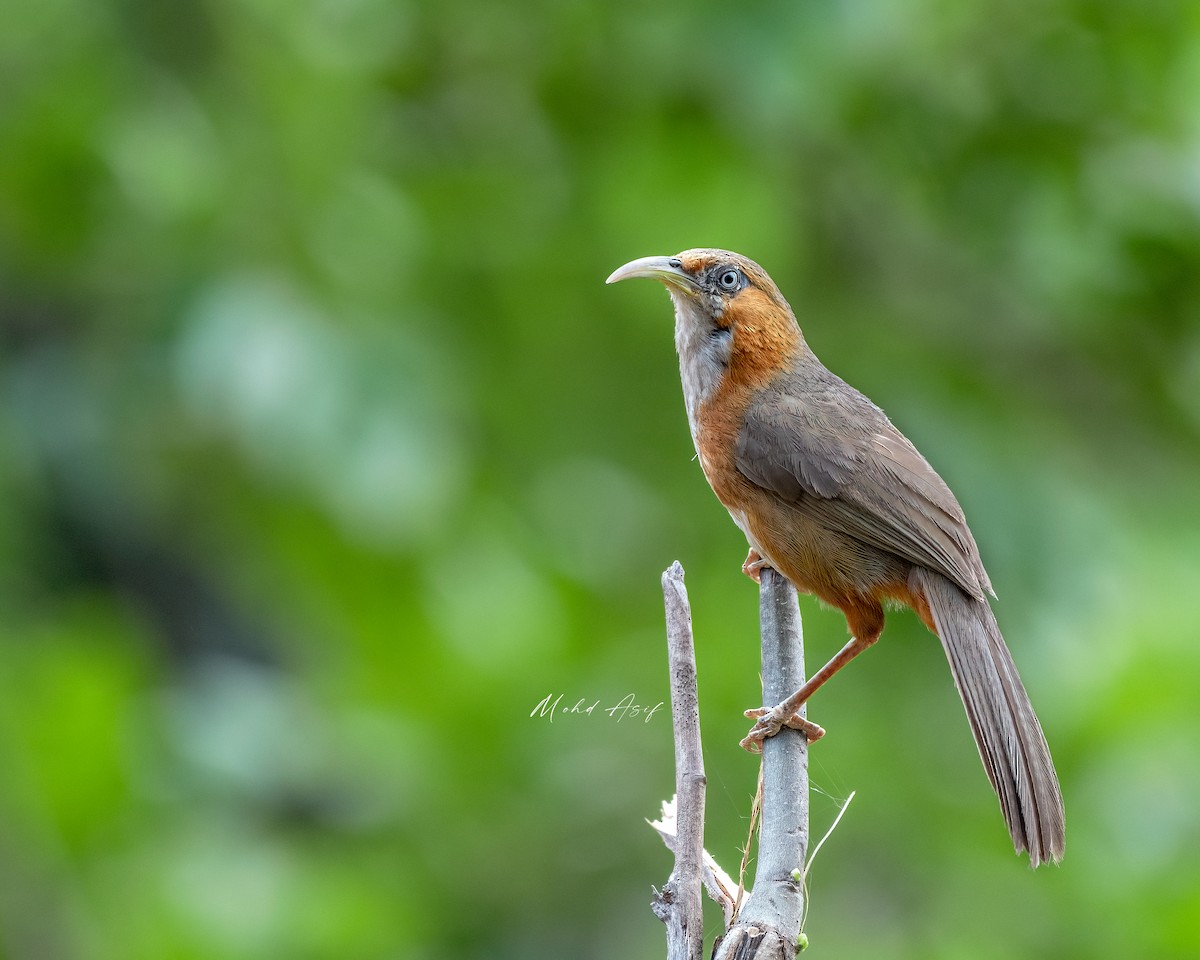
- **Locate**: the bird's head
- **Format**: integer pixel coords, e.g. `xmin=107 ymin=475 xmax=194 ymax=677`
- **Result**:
xmin=607 ymin=249 xmax=806 ymax=408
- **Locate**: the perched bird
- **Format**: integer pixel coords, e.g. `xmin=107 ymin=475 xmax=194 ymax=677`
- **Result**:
xmin=607 ymin=249 xmax=1065 ymax=866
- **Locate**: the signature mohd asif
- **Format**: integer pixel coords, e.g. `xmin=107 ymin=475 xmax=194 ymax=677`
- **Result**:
xmin=530 ymin=693 xmax=665 ymax=724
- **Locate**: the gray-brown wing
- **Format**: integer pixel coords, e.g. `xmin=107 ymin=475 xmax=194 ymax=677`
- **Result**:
xmin=735 ymin=367 xmax=992 ymax=601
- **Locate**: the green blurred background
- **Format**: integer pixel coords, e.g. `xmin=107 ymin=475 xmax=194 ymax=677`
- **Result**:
xmin=3 ymin=0 xmax=1199 ymax=957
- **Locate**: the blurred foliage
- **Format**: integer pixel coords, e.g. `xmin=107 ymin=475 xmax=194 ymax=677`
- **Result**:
xmin=2 ymin=0 xmax=1200 ymax=957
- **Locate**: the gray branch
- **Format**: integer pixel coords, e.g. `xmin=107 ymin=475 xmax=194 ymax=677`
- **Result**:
xmin=652 ymin=562 xmax=706 ymax=960
xmin=713 ymin=567 xmax=810 ymax=960
xmin=651 ymin=564 xmax=810 ymax=959
xmin=648 ymin=798 xmax=739 ymax=928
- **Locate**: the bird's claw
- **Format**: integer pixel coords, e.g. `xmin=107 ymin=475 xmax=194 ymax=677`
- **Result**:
xmin=742 ymin=549 xmax=771 ymax=583
xmin=739 ymin=706 xmax=825 ymax=753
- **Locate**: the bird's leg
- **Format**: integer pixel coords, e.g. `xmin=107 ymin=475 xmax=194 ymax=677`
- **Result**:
xmin=740 ymin=634 xmax=876 ymax=752
xmin=742 ymin=548 xmax=770 ymax=583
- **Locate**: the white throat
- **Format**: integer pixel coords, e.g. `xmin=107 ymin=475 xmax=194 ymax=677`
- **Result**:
xmin=670 ymin=290 xmax=731 ymax=444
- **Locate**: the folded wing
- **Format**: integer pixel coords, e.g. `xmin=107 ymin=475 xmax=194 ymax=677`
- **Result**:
xmin=734 ymin=364 xmax=992 ymax=601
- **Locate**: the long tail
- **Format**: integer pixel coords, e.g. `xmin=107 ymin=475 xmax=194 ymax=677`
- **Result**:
xmin=912 ymin=568 xmax=1065 ymax=866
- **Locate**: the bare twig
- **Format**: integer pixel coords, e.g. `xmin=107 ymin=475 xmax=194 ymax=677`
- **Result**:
xmin=735 ymin=770 xmax=763 ymax=917
xmin=802 ymin=790 xmax=855 ymax=887
xmin=652 ymin=562 xmax=706 ymax=960
xmin=713 ymin=567 xmax=810 ymax=960
xmin=649 ymin=797 xmax=738 ymax=927
xmin=650 ymin=564 xmax=812 ymax=958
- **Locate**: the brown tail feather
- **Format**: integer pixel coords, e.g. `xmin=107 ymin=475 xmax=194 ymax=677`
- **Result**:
xmin=913 ymin=567 xmax=1065 ymax=866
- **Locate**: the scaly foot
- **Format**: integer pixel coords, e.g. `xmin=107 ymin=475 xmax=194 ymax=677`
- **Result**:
xmin=742 ymin=549 xmax=771 ymax=583
xmin=739 ymin=706 xmax=825 ymax=753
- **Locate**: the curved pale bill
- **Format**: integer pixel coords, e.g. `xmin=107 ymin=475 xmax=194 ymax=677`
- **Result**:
xmin=606 ymin=256 xmax=698 ymax=292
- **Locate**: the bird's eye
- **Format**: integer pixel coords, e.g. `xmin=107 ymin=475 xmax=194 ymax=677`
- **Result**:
xmin=717 ymin=268 xmax=741 ymax=291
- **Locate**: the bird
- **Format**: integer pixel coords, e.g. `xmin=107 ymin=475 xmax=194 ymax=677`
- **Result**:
xmin=607 ymin=248 xmax=1065 ymax=866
